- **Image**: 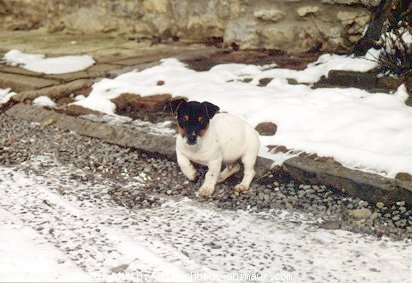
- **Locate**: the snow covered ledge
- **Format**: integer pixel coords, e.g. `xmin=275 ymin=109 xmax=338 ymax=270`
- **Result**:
xmin=5 ymin=103 xmax=412 ymax=206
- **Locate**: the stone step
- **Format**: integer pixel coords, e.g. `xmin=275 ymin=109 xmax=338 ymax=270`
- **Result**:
xmin=0 ymin=72 xmax=59 ymax=92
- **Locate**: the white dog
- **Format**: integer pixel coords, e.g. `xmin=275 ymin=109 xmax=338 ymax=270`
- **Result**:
xmin=170 ymin=99 xmax=260 ymax=197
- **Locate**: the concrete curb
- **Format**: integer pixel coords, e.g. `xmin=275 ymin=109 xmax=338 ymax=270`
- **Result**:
xmin=6 ymin=104 xmax=412 ymax=205
xmin=5 ymin=104 xmax=273 ymax=178
xmin=283 ymin=157 xmax=412 ymax=205
xmin=6 ymin=104 xmax=176 ymax=159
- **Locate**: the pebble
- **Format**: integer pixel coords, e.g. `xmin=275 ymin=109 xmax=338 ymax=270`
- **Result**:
xmin=376 ymin=202 xmax=385 ymax=209
xmin=396 ymin=201 xmax=405 ymax=207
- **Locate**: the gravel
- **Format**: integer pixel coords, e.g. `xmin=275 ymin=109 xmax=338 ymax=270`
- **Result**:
xmin=0 ymin=112 xmax=411 ymax=240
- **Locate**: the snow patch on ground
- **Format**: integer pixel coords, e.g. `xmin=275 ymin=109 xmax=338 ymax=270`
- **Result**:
xmin=0 ymin=88 xmax=15 ymax=104
xmin=72 ymin=52 xmax=412 ymax=177
xmin=0 ymin=155 xmax=411 ymax=282
xmin=80 ymin=114 xmax=177 ymax=136
xmin=33 ymin=96 xmax=56 ymax=107
xmin=0 ymin=208 xmax=90 ymax=282
xmin=3 ymin=49 xmax=95 ymax=74
xmin=213 ymin=48 xmax=380 ymax=84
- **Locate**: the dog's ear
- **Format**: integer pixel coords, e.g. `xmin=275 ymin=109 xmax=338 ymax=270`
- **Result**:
xmin=202 ymin=102 xmax=220 ymax=119
xmin=169 ymin=98 xmax=187 ymax=115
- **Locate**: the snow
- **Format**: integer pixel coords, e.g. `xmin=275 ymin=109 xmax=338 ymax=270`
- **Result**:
xmin=213 ymin=48 xmax=380 ymax=84
xmin=72 ymin=52 xmax=412 ymax=177
xmin=3 ymin=49 xmax=95 ymax=74
xmin=1 ymin=155 xmax=411 ymax=282
xmin=0 ymin=209 xmax=90 ymax=282
xmin=33 ymin=96 xmax=56 ymax=108
xmin=380 ymin=28 xmax=412 ymax=54
xmin=0 ymin=88 xmax=15 ymax=104
xmin=81 ymin=114 xmax=177 ymax=136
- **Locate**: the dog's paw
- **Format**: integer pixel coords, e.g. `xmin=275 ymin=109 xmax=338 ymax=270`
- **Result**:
xmin=217 ymin=174 xmax=225 ymax=183
xmin=233 ymin=184 xmax=248 ymax=195
xmin=197 ymin=185 xmax=215 ymax=197
xmin=185 ymin=169 xmax=197 ymax=182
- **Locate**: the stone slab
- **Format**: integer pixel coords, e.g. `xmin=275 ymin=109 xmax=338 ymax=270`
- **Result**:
xmin=112 ymin=48 xmax=220 ymax=66
xmin=12 ymin=79 xmax=94 ymax=101
xmin=113 ymin=53 xmax=175 ymax=66
xmin=0 ymin=65 xmax=43 ymax=77
xmin=43 ymin=63 xmax=122 ymax=82
xmin=315 ymin=70 xmax=402 ymax=93
xmin=0 ymin=72 xmax=59 ymax=92
xmin=283 ymin=157 xmax=412 ymax=205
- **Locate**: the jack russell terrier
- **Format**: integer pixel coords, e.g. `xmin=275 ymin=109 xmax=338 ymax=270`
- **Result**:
xmin=170 ymin=99 xmax=260 ymax=197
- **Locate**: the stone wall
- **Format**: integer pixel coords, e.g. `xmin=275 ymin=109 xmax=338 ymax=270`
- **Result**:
xmin=0 ymin=0 xmax=381 ymax=52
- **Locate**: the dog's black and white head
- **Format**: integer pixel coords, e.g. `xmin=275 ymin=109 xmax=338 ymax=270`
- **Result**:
xmin=170 ymin=99 xmax=220 ymax=146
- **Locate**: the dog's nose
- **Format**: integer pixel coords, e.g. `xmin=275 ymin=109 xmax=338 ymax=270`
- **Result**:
xmin=187 ymin=134 xmax=197 ymax=145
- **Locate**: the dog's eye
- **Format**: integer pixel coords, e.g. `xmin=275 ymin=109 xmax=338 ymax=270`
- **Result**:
xmin=178 ymin=117 xmax=186 ymax=127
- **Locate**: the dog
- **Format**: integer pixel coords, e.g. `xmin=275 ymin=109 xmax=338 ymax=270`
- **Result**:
xmin=170 ymin=99 xmax=260 ymax=197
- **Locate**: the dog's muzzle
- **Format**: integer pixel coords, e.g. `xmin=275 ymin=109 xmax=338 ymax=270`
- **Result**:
xmin=186 ymin=134 xmax=197 ymax=145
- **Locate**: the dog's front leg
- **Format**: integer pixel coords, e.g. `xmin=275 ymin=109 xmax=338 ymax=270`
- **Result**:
xmin=176 ymin=150 xmax=197 ymax=181
xmin=198 ymin=156 xmax=222 ymax=197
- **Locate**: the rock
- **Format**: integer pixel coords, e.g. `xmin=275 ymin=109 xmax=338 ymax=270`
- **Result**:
xmin=268 ymin=145 xmax=289 ymax=153
xmin=12 ymin=79 xmax=93 ymax=102
xmin=258 ymin=78 xmax=273 ymax=86
xmin=142 ymin=0 xmax=169 ymax=13
xmin=111 ymin=93 xmax=142 ymax=113
xmin=337 ymin=11 xmax=369 ymax=26
xmin=43 ymin=119 xmax=56 ymax=126
xmin=257 ymin=25 xmax=290 ymax=50
xmin=139 ymin=94 xmax=172 ymax=112
xmin=110 ymin=264 xmax=129 ymax=273
xmin=56 ymin=96 xmax=75 ymax=105
xmin=395 ymin=172 xmax=412 ymax=182
xmin=0 ymin=72 xmax=59 ymax=93
xmin=64 ymin=105 xmax=102 ymax=117
xmin=318 ymin=220 xmax=341 ymax=230
xmin=313 ymin=156 xmax=342 ymax=166
xmin=0 ymin=0 xmax=47 ymax=30
xmin=255 ymin=122 xmax=277 ymax=136
xmin=296 ymin=6 xmax=319 ymax=17
xmin=358 ymin=200 xmax=368 ymax=208
xmin=224 ymin=19 xmax=258 ymax=49
xmin=395 ymin=219 xmax=407 ymax=228
xmin=254 ymin=9 xmax=286 ymax=22
xmin=111 ymin=93 xmax=172 ymax=114
xmin=349 ymin=208 xmax=372 ymax=219
xmin=396 ymin=201 xmax=405 ymax=207
xmin=370 ymin=212 xmax=380 ymax=220
xmin=322 ymin=0 xmax=381 ymax=7
xmin=376 ymin=202 xmax=385 ymax=209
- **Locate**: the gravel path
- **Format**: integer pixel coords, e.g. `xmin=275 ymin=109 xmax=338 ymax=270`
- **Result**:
xmin=1 ymin=113 xmax=410 ymax=240
xmin=0 ymin=113 xmax=411 ymax=281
